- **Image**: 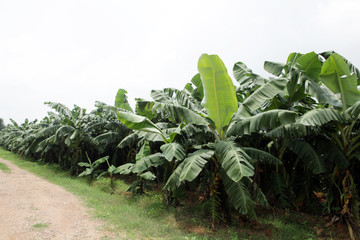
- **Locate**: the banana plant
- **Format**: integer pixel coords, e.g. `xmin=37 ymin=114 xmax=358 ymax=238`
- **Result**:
xmin=117 ymin=54 xmax=285 ymax=225
xmin=116 ymin=141 xmax=163 ymax=194
xmin=0 ymin=118 xmax=4 ymax=130
xmin=78 ymin=153 xmax=109 ymax=183
xmin=237 ymin=51 xmax=346 ymax=209
xmin=167 ymin=54 xmax=287 ymax=223
xmin=297 ymin=53 xmax=360 ymax=237
xmin=95 ymin=155 xmax=122 ymax=191
xmin=262 ymin=51 xmax=360 ymax=237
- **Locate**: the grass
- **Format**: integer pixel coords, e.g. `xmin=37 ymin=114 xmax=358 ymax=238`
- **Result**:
xmin=31 ymin=222 xmax=49 ymax=229
xmin=0 ymin=148 xmax=328 ymax=240
xmin=0 ymin=162 xmax=11 ymax=173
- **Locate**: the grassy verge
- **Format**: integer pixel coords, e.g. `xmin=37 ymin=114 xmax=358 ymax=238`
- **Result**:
xmin=0 ymin=148 xmax=329 ymax=240
xmin=0 ymin=161 xmax=11 ymax=173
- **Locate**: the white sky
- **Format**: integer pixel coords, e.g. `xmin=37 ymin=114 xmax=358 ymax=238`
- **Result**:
xmin=1 ymin=0 xmax=360 ymax=124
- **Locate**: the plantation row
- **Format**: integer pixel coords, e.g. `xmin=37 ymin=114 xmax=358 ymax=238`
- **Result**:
xmin=1 ymin=51 xmax=360 ymax=233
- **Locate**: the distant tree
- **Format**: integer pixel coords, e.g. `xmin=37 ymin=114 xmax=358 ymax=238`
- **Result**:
xmin=0 ymin=118 xmax=4 ymax=130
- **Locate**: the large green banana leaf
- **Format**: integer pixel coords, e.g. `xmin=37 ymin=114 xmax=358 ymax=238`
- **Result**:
xmin=191 ymin=73 xmax=204 ymax=100
xmin=266 ymin=123 xmax=319 ymax=139
xmin=140 ymin=171 xmax=156 ymax=180
xmin=320 ymin=53 xmax=360 ymax=110
xmin=241 ymin=79 xmax=287 ymax=112
xmin=135 ymin=100 xmax=157 ymax=120
xmin=298 ymin=108 xmax=346 ymax=126
xmin=131 ymin=153 xmax=165 ymax=173
xmin=216 ymin=141 xmax=254 ymax=182
xmin=179 ymin=149 xmax=214 ymax=182
xmin=93 ymin=132 xmax=120 ymax=153
xmin=242 ymin=147 xmax=282 ymax=165
xmin=117 ymin=132 xmax=138 ymax=148
xmin=150 ymin=89 xmax=173 ymax=103
xmin=228 ymin=110 xmax=297 ymax=136
xmin=37 ymin=124 xmax=61 ymax=138
xmin=163 ymin=161 xmax=186 ymax=192
xmin=115 ymin=88 xmax=133 ymax=112
xmin=222 ymin=172 xmax=256 ymax=218
xmin=117 ymin=111 xmax=166 ymax=139
xmin=263 ymin=61 xmax=285 ymax=76
xmin=153 ymin=102 xmax=208 ymax=125
xmin=285 ymin=52 xmax=303 ymax=73
xmin=305 ymin=78 xmax=342 ymax=108
xmin=45 ymin=102 xmax=73 ymax=119
xmin=287 ymin=139 xmax=326 ymax=174
xmin=346 ymin=100 xmax=360 ymax=119
xmin=174 ymin=89 xmax=203 ymax=112
xmin=135 ymin=141 xmax=151 ymax=162
xmin=54 ymin=125 xmax=74 ymax=144
xmin=295 ymin=51 xmax=322 ymax=81
xmin=136 ymin=130 xmax=165 ymax=142
xmin=198 ymin=54 xmax=238 ymax=137
xmin=320 ymin=51 xmax=360 ymax=85
xmin=160 ymin=142 xmax=186 ymax=161
xmin=150 ymin=88 xmax=203 ymax=113
xmin=114 ymin=163 xmax=134 ymax=175
xmin=233 ymin=62 xmax=265 ymax=88
xmin=9 ymin=119 xmax=20 ymax=129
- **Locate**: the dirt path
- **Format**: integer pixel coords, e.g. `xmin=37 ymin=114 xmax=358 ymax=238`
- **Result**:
xmin=0 ymin=158 xmax=114 ymax=240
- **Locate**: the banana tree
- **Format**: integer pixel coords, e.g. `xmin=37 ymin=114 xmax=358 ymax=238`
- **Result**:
xmin=116 ymin=108 xmax=197 ymax=201
xmin=116 ymin=140 xmax=164 ymax=194
xmin=0 ymin=118 xmax=41 ymax=155
xmin=32 ymin=102 xmax=111 ymax=174
xmin=263 ymin=51 xmax=360 ymax=238
xmin=235 ymin=51 xmax=350 ymax=209
xmin=296 ymin=53 xmax=360 ymax=238
xmin=78 ymin=153 xmax=109 ymax=183
xmin=116 ymin=54 xmax=286 ymax=225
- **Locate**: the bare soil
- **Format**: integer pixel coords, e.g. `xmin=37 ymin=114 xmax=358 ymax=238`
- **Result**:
xmin=0 ymin=158 xmax=114 ymax=240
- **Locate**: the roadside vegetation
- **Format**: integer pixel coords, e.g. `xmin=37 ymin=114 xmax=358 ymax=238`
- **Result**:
xmin=0 ymin=161 xmax=10 ymax=173
xmin=1 ymin=51 xmax=359 ymax=239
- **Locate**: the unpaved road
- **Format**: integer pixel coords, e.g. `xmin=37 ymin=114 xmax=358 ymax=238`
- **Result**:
xmin=0 ymin=158 xmax=114 ymax=240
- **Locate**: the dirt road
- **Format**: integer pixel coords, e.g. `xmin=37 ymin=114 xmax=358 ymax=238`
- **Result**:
xmin=0 ymin=158 xmax=113 ymax=240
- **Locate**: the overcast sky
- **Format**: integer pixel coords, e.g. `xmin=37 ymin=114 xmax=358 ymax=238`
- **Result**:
xmin=1 ymin=0 xmax=359 ymax=124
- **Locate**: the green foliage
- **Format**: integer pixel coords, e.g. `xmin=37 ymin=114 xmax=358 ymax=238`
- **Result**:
xmin=115 ymin=88 xmax=133 ymax=112
xmin=0 ymin=118 xmax=5 ymax=130
xmin=198 ymin=54 xmax=238 ymax=137
xmin=271 ymin=172 xmax=292 ymax=209
xmin=286 ymin=139 xmax=326 ymax=174
xmin=320 ymin=53 xmax=360 ymax=110
xmin=222 ymin=172 xmax=256 ymax=219
xmin=1 ymin=50 xmax=360 ymax=234
xmin=264 ymin=61 xmax=285 ymax=76
xmin=178 ymin=149 xmax=214 ymax=182
xmin=216 ymin=141 xmax=254 ymax=182
xmin=241 ymin=79 xmax=287 ymax=113
xmin=233 ymin=61 xmax=265 ymax=89
xmin=117 ymin=141 xmax=160 ymax=194
xmin=78 ymin=153 xmax=109 ymax=180
xmin=229 ymin=110 xmax=297 ymax=136
xmin=160 ymin=142 xmax=186 ymax=161
xmin=117 ymin=111 xmax=164 ymax=136
xmin=0 ymin=162 xmax=11 ymax=173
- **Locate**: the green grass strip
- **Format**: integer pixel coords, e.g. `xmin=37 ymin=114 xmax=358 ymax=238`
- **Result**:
xmin=0 ymin=162 xmax=11 ymax=173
